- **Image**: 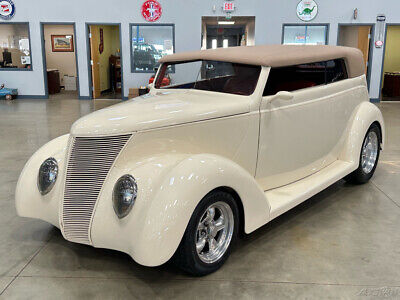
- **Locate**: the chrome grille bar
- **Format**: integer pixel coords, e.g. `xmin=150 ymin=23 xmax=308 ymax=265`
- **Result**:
xmin=62 ymin=134 xmax=131 ymax=245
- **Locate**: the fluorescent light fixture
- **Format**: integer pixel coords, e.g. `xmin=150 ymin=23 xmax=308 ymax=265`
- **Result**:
xmin=212 ymin=39 xmax=217 ymax=49
xmin=223 ymin=39 xmax=229 ymax=48
xmin=218 ymin=21 xmax=235 ymax=25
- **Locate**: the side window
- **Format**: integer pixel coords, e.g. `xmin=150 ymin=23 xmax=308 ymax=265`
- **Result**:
xmin=325 ymin=59 xmax=348 ymax=83
xmin=263 ymin=63 xmax=325 ymax=96
xmin=263 ymin=58 xmax=349 ymax=96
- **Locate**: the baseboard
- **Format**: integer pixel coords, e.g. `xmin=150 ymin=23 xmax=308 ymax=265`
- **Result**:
xmin=16 ymin=95 xmax=48 ymax=99
xmin=78 ymin=96 xmax=91 ymax=100
xmin=370 ymin=98 xmax=380 ymax=103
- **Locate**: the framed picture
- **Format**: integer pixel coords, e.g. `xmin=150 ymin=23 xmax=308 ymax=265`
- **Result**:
xmin=51 ymin=35 xmax=74 ymax=52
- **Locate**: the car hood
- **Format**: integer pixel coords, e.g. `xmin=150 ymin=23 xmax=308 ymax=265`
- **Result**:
xmin=70 ymin=90 xmax=250 ymax=136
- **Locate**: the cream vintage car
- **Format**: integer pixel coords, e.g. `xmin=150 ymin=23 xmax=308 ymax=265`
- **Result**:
xmin=16 ymin=45 xmax=384 ymax=275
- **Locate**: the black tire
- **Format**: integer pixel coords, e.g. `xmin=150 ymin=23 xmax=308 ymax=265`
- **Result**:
xmin=344 ymin=123 xmax=381 ymax=184
xmin=174 ymin=191 xmax=239 ymax=276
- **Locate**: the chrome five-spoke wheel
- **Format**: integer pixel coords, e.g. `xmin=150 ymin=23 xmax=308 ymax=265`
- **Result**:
xmin=344 ymin=123 xmax=381 ymax=184
xmin=174 ymin=191 xmax=239 ymax=276
xmin=196 ymin=201 xmax=234 ymax=264
xmin=361 ymin=130 xmax=379 ymax=174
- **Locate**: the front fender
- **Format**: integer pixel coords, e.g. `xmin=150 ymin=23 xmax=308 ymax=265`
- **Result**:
xmin=90 ymin=153 xmax=268 ymax=267
xmin=15 ymin=134 xmax=70 ymax=227
xmin=135 ymin=154 xmax=269 ymax=266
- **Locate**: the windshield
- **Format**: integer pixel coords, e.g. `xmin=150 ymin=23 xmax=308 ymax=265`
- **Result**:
xmin=155 ymin=60 xmax=261 ymax=96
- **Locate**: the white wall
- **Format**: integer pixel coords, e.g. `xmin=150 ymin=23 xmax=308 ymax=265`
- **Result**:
xmin=1 ymin=0 xmax=400 ymax=99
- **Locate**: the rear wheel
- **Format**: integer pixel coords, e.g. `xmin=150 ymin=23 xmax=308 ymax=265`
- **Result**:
xmin=174 ymin=191 xmax=239 ymax=276
xmin=5 ymin=94 xmax=12 ymax=101
xmin=344 ymin=123 xmax=381 ymax=184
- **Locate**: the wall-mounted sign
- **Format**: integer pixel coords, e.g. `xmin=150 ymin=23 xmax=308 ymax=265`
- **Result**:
xmin=223 ymin=2 xmax=235 ymax=12
xmin=375 ymin=14 xmax=386 ymax=48
xmin=296 ymin=0 xmax=318 ymax=22
xmin=353 ymin=8 xmax=358 ymax=20
xmin=0 ymin=0 xmax=15 ymax=20
xmin=141 ymin=0 xmax=162 ymax=22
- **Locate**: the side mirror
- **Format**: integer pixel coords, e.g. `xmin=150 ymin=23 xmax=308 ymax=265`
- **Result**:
xmin=270 ymin=91 xmax=294 ymax=102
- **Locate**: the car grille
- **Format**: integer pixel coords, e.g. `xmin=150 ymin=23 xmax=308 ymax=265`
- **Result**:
xmin=62 ymin=134 xmax=132 ymax=245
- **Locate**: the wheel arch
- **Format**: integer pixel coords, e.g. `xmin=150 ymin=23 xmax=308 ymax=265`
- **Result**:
xmin=371 ymin=120 xmax=384 ymax=149
xmin=209 ymin=186 xmax=245 ymax=237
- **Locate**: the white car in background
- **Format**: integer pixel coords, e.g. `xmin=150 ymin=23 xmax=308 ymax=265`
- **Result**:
xmin=16 ymin=45 xmax=384 ymax=276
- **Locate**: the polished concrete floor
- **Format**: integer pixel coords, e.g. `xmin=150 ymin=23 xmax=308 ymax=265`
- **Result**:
xmin=0 ymin=98 xmax=399 ymax=299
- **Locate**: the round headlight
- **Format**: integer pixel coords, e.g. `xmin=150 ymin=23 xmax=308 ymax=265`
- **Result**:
xmin=38 ymin=158 xmax=58 ymax=195
xmin=113 ymin=175 xmax=138 ymax=219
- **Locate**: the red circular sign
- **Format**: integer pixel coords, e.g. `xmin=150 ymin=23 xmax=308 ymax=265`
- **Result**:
xmin=141 ymin=0 xmax=162 ymax=22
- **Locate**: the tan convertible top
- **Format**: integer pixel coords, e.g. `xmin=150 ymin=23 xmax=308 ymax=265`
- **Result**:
xmin=159 ymin=45 xmax=365 ymax=78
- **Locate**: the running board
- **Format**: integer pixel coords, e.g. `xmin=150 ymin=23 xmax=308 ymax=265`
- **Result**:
xmin=266 ymin=160 xmax=357 ymax=220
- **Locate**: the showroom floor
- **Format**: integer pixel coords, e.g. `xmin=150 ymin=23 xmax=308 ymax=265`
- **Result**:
xmin=0 ymin=98 xmax=399 ymax=299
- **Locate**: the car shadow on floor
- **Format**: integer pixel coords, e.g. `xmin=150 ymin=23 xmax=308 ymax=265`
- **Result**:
xmin=21 ymin=179 xmax=363 ymax=280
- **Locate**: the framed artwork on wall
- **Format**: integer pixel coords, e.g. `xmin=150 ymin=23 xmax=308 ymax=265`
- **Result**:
xmin=51 ymin=35 xmax=74 ymax=52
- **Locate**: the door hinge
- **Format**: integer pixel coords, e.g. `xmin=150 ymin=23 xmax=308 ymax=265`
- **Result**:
xmin=89 ymin=33 xmax=92 ymax=38
xmin=90 ymin=60 xmax=93 ymax=66
xmin=368 ymin=33 xmax=371 ymax=39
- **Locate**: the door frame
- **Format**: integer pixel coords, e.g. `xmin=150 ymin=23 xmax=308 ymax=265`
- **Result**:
xmin=40 ymin=22 xmax=80 ymax=99
xmin=378 ymin=23 xmax=400 ymax=101
xmin=85 ymin=22 xmax=124 ymax=100
xmin=337 ymin=23 xmax=375 ymax=91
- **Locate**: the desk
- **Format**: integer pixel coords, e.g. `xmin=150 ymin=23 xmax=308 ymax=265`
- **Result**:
xmin=382 ymin=72 xmax=400 ymax=97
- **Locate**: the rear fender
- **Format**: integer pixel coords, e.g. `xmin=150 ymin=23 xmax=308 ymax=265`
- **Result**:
xmin=339 ymin=102 xmax=385 ymax=163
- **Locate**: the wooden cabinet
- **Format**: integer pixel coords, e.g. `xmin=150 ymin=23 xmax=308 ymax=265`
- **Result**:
xmin=47 ymin=69 xmax=60 ymax=94
xmin=109 ymin=55 xmax=121 ymax=93
xmin=383 ymin=72 xmax=400 ymax=97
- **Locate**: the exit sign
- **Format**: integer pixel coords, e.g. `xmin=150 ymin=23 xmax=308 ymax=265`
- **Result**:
xmin=223 ymin=2 xmax=235 ymax=12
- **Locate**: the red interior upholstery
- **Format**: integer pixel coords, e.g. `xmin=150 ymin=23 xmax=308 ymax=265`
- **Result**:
xmin=274 ymin=80 xmax=316 ymax=93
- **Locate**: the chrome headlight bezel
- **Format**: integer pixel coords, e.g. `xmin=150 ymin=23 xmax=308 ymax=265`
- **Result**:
xmin=113 ymin=174 xmax=138 ymax=219
xmin=38 ymin=157 xmax=58 ymax=195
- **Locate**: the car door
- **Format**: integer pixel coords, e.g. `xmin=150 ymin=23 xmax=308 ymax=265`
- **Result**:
xmin=255 ymin=62 xmax=338 ymax=191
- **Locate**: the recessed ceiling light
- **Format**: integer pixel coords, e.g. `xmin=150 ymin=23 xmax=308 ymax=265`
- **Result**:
xmin=218 ymin=21 xmax=235 ymax=25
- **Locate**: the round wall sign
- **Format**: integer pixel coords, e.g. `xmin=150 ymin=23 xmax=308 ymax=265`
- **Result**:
xmin=0 ymin=0 xmax=15 ymax=20
xmin=296 ymin=0 xmax=318 ymax=22
xmin=141 ymin=0 xmax=162 ymax=22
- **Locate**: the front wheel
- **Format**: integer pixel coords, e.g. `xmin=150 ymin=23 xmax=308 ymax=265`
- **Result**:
xmin=344 ymin=123 xmax=381 ymax=184
xmin=174 ymin=191 xmax=239 ymax=276
xmin=5 ymin=94 xmax=13 ymax=101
